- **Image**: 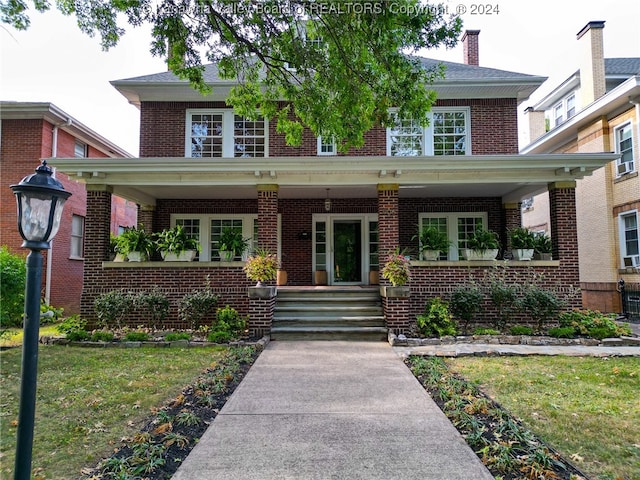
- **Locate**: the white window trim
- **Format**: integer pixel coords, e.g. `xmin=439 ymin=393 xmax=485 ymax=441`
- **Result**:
xmin=70 ymin=214 xmax=84 ymax=259
xmin=185 ymin=109 xmax=269 ymax=158
xmin=317 ymin=136 xmax=337 ymax=156
xmin=386 ymin=107 xmax=471 ymax=156
xmin=615 ymin=122 xmax=635 ymax=177
xmin=171 ymin=213 xmax=281 ymax=261
xmin=618 ymin=210 xmax=640 ymax=268
xmin=418 ymin=212 xmax=488 ymax=260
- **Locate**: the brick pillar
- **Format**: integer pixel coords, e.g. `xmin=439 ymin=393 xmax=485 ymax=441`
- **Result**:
xmin=248 ymin=287 xmax=276 ymax=337
xmin=82 ymin=186 xmax=112 ymax=319
xmin=549 ymin=181 xmax=581 ymax=308
xmin=503 ymin=202 xmax=522 ymax=250
xmin=257 ymin=185 xmax=279 ymax=254
xmin=138 ymin=204 xmax=155 ymax=233
xmin=382 ymin=295 xmax=411 ymax=335
xmin=377 ymin=184 xmax=399 ymax=262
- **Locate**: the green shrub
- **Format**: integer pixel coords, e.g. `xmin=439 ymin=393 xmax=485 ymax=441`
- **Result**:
xmin=547 ymin=326 xmax=575 ymax=338
xmin=207 ymin=329 xmax=232 ymax=343
xmin=473 ymin=328 xmax=501 ymax=336
xmin=91 ymin=330 xmax=115 ymax=342
xmin=124 ymin=331 xmax=150 ymax=342
xmin=215 ymin=305 xmax=246 ymax=336
xmin=178 ymin=279 xmax=218 ymax=330
xmin=510 ymin=325 xmax=533 ymax=336
xmin=94 ymin=290 xmax=134 ymax=329
xmin=0 ymin=246 xmax=26 ymax=328
xmin=66 ymin=330 xmax=90 ymax=341
xmin=165 ymin=332 xmax=191 ymax=342
xmin=40 ymin=303 xmax=64 ymax=324
xmin=519 ymin=284 xmax=562 ymax=333
xmin=56 ymin=315 xmax=88 ymax=338
xmin=558 ymin=309 xmax=631 ymax=339
xmin=488 ymin=279 xmax=519 ymax=331
xmin=416 ymin=297 xmax=457 ymax=338
xmin=135 ymin=287 xmax=170 ymax=330
xmin=450 ymin=285 xmax=483 ymax=334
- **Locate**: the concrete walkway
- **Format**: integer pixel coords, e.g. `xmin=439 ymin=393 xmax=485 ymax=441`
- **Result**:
xmin=172 ymin=341 xmax=494 ymax=480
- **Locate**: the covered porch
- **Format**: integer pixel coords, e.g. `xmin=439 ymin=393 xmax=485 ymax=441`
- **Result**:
xmin=51 ymin=153 xmax=616 ymax=335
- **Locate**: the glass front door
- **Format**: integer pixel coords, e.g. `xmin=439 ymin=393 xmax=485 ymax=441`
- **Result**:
xmin=313 ymin=215 xmax=378 ymax=285
xmin=333 ymin=220 xmax=362 ymax=283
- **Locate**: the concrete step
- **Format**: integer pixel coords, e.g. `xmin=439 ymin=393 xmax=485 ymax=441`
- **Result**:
xmin=273 ymin=287 xmax=386 ymax=341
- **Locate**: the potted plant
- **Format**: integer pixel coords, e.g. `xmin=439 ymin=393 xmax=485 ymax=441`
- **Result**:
xmin=155 ymin=224 xmax=200 ymax=261
xmin=243 ymin=249 xmax=278 ymax=286
xmin=115 ymin=226 xmax=154 ymax=262
xmin=509 ymin=227 xmax=536 ymax=260
xmin=380 ymin=249 xmax=411 ymax=297
xmin=217 ymin=227 xmax=250 ymax=261
xmin=533 ymin=232 xmax=552 ymax=260
xmin=413 ymin=226 xmax=451 ymax=260
xmin=109 ymin=233 xmax=126 ymax=262
xmin=463 ymin=227 xmax=500 ymax=261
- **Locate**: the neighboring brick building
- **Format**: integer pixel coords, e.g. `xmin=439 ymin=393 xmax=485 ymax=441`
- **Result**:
xmin=1 ymin=102 xmax=137 ymax=315
xmin=51 ymin=31 xmax=617 ymax=334
xmin=522 ymin=21 xmax=640 ymax=313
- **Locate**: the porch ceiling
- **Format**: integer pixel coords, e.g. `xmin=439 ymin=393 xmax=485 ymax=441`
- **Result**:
xmin=49 ymin=153 xmax=618 ymax=206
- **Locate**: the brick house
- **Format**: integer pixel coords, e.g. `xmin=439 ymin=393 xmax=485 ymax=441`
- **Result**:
xmin=1 ymin=102 xmax=138 ymax=315
xmin=50 ymin=31 xmax=617 ymax=337
xmin=522 ymin=21 xmax=640 ymax=313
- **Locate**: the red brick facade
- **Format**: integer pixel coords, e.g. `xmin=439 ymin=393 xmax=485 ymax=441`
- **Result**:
xmin=1 ymin=117 xmax=135 ymax=315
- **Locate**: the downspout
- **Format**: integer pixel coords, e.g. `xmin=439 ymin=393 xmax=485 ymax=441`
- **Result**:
xmin=45 ymin=118 xmax=72 ymax=306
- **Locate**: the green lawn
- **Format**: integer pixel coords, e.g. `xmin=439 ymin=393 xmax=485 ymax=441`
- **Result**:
xmin=447 ymin=356 xmax=640 ymax=480
xmin=0 ymin=345 xmax=224 ymax=479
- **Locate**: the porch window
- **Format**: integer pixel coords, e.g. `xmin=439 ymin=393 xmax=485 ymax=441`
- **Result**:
xmin=619 ymin=211 xmax=639 ymax=268
xmin=419 ymin=212 xmax=487 ymax=260
xmin=186 ymin=110 xmax=266 ymax=158
xmin=171 ymin=214 xmax=267 ymax=261
xmin=615 ymin=123 xmax=635 ymax=176
xmin=387 ymin=107 xmax=469 ymax=156
xmin=70 ymin=214 xmax=84 ymax=258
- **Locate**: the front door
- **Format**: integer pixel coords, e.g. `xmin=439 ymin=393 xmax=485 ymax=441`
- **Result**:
xmin=313 ymin=215 xmax=378 ymax=285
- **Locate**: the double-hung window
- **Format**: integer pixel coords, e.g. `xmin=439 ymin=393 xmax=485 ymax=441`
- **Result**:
xmin=418 ymin=212 xmax=487 ymax=260
xmin=70 ymin=214 xmax=84 ymax=258
xmin=619 ymin=211 xmax=639 ymax=268
xmin=186 ymin=110 xmax=267 ymax=158
xmin=171 ymin=214 xmax=273 ymax=261
xmin=387 ymin=107 xmax=470 ymax=156
xmin=615 ymin=123 xmax=635 ymax=176
xmin=317 ymin=136 xmax=337 ymax=155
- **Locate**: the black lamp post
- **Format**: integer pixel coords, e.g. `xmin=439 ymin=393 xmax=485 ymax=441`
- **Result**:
xmin=10 ymin=161 xmax=71 ymax=480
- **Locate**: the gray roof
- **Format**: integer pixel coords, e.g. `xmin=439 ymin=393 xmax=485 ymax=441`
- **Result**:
xmin=605 ymin=57 xmax=640 ymax=76
xmin=115 ymin=56 xmax=542 ymax=84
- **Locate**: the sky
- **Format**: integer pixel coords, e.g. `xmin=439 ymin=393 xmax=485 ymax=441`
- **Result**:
xmin=1 ymin=0 xmax=639 ymax=156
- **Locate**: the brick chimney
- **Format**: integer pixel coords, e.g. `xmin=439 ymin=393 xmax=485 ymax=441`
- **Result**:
xmin=525 ymin=107 xmax=547 ymax=143
xmin=462 ymin=30 xmax=480 ymax=66
xmin=577 ymin=21 xmax=606 ymax=106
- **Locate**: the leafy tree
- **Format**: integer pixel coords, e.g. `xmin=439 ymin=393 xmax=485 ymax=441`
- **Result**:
xmin=2 ymin=0 xmax=461 ymax=149
xmin=0 ymin=246 xmax=26 ymax=327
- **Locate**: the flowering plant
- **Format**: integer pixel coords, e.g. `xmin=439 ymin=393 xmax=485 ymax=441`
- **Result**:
xmin=381 ymin=249 xmax=411 ymax=286
xmin=243 ymin=249 xmax=278 ymax=285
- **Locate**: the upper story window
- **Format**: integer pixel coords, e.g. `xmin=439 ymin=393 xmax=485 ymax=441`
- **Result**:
xmin=186 ymin=110 xmax=267 ymax=158
xmin=74 ymin=141 xmax=88 ymax=158
xmin=387 ymin=108 xmax=470 ymax=156
xmin=317 ymin=136 xmax=337 ymax=155
xmin=550 ymin=93 xmax=577 ymax=128
xmin=615 ymin=122 xmax=635 ymax=176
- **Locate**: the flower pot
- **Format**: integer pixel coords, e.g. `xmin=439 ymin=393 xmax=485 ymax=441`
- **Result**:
xmin=533 ymin=252 xmax=552 ymax=261
xmin=277 ymin=269 xmax=288 ymax=286
xmin=380 ymin=285 xmax=410 ymax=298
xmin=314 ymin=270 xmax=328 ymax=285
xmin=126 ymin=251 xmax=147 ymax=262
xmin=219 ymin=250 xmax=235 ymax=262
xmin=421 ymin=250 xmax=441 ymax=261
xmin=463 ymin=248 xmax=498 ymax=261
xmin=369 ymin=270 xmax=379 ymax=285
xmin=113 ymin=253 xmax=126 ymax=262
xmin=162 ymin=250 xmax=196 ymax=262
xmin=248 ymin=285 xmax=277 ymax=299
xmin=512 ymin=248 xmax=534 ymax=261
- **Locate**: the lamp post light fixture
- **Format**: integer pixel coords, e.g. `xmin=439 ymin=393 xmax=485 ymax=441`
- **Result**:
xmin=10 ymin=161 xmax=71 ymax=480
